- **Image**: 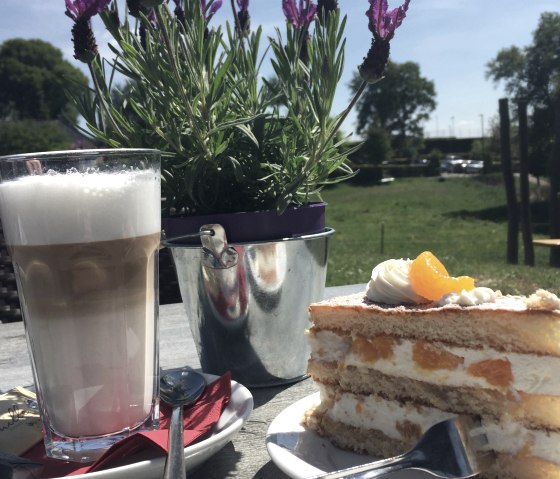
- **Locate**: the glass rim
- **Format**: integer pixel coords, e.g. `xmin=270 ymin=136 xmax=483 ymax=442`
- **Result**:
xmin=0 ymin=148 xmax=161 ymax=162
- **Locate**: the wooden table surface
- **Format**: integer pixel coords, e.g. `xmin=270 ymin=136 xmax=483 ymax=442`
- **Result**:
xmin=0 ymin=283 xmax=365 ymax=478
xmin=533 ymin=238 xmax=560 ymax=247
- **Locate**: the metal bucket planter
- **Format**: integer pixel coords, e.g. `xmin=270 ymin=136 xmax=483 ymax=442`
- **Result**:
xmin=163 ymin=205 xmax=333 ymax=387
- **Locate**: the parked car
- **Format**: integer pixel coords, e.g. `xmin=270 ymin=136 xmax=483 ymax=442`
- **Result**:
xmin=465 ymin=160 xmax=484 ymax=174
xmin=440 ymin=156 xmax=465 ymax=173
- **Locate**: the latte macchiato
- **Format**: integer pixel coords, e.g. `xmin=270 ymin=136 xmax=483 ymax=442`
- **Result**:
xmin=0 ymin=166 xmax=160 ymax=453
xmin=9 ymin=233 xmax=159 ymax=437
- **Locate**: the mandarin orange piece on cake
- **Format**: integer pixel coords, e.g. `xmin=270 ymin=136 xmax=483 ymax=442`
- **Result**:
xmin=409 ymin=251 xmax=475 ymax=301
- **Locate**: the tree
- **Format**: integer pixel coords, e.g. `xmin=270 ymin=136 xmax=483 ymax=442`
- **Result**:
xmin=0 ymin=120 xmax=74 ymax=155
xmin=486 ymin=12 xmax=560 ymax=105
xmin=486 ymin=12 xmax=560 ymax=179
xmin=356 ymin=126 xmax=392 ymax=165
xmin=350 ymin=61 xmax=436 ymax=142
xmin=0 ymin=39 xmax=88 ymax=122
xmin=486 ymin=12 xmax=560 ymax=266
xmin=526 ymin=12 xmax=560 ymax=105
xmin=485 ymin=46 xmax=528 ymax=100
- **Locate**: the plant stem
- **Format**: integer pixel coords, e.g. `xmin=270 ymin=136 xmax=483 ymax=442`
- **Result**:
xmin=154 ymin=6 xmax=189 ymax=108
xmin=154 ymin=4 xmax=212 ymax=159
xmin=302 ymin=79 xmax=368 ymax=179
xmin=321 ymin=79 xmax=368 ymax=155
xmin=87 ymin=58 xmax=125 ymax=138
xmin=229 ymin=0 xmax=242 ymax=39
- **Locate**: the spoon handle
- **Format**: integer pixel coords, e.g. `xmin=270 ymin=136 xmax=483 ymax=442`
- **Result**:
xmin=164 ymin=405 xmax=186 ymax=479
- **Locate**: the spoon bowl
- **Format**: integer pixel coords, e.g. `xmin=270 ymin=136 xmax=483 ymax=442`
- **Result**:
xmin=160 ymin=369 xmax=206 ymax=406
xmin=160 ymin=369 xmax=206 ymax=479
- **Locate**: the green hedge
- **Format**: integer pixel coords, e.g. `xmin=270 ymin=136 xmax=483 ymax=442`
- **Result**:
xmin=0 ymin=120 xmax=73 ymax=156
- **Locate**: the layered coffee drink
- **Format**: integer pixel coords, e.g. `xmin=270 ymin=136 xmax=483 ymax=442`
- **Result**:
xmin=0 ymin=164 xmax=160 ymax=456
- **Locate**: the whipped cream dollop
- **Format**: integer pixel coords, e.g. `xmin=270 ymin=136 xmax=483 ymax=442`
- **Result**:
xmin=525 ymin=289 xmax=560 ymax=310
xmin=366 ymin=258 xmax=426 ymax=305
xmin=438 ymin=287 xmax=500 ymax=306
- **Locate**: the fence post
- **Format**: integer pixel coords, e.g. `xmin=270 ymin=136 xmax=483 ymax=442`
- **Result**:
xmin=550 ymin=95 xmax=560 ymax=267
xmin=499 ymin=98 xmax=519 ymax=264
xmin=517 ymin=99 xmax=534 ymax=266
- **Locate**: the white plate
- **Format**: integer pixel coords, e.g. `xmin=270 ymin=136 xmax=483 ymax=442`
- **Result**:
xmin=52 ymin=374 xmax=253 ymax=479
xmin=266 ymin=392 xmax=431 ymax=478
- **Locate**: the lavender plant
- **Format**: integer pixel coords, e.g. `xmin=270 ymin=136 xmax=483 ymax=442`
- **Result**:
xmin=65 ymin=0 xmax=411 ymax=216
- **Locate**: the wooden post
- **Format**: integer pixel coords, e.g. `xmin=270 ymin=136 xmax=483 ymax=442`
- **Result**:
xmin=499 ymin=98 xmax=519 ymax=264
xmin=517 ymin=100 xmax=534 ymax=266
xmin=550 ymin=95 xmax=560 ymax=267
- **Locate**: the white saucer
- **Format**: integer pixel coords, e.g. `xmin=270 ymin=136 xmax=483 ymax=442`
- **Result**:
xmin=266 ymin=392 xmax=432 ymax=478
xmin=53 ymin=374 xmax=253 ymax=479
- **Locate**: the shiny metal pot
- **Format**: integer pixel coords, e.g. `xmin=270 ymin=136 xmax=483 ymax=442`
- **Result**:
xmin=165 ymin=227 xmax=334 ymax=387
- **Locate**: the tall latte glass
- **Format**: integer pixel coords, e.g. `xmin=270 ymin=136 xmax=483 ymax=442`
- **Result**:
xmin=0 ymin=149 xmax=161 ymax=462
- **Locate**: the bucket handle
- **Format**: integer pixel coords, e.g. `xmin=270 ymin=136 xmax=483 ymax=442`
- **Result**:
xmin=163 ymin=224 xmax=238 ymax=270
xmin=162 ymin=227 xmax=215 ymax=244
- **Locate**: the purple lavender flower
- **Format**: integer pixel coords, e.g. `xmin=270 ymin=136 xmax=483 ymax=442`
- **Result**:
xmin=234 ymin=0 xmax=250 ymax=35
xmin=359 ymin=0 xmax=411 ymax=83
xmin=137 ymin=9 xmax=158 ymax=48
xmin=65 ymin=0 xmax=111 ymax=21
xmin=65 ymin=0 xmax=111 ymax=63
xmin=282 ymin=0 xmax=317 ymax=29
xmin=127 ymin=0 xmax=145 ymax=17
xmin=366 ymin=0 xmax=410 ymax=41
xmin=201 ymin=0 xmax=223 ymax=21
xmin=172 ymin=0 xmax=186 ymax=25
xmin=317 ymin=0 xmax=338 ymax=18
xmin=236 ymin=0 xmax=249 ymax=11
xmin=144 ymin=8 xmax=158 ymax=27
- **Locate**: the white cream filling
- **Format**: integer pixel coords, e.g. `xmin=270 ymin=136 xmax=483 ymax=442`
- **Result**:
xmin=322 ymin=388 xmax=560 ymax=465
xmin=307 ymin=330 xmax=351 ymax=362
xmin=310 ymin=330 xmax=560 ymax=395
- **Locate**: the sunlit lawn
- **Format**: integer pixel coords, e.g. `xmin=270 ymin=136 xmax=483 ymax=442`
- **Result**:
xmin=322 ymin=174 xmax=560 ymax=295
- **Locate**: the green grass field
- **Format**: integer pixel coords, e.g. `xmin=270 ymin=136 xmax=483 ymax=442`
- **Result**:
xmin=322 ymin=174 xmax=560 ymax=295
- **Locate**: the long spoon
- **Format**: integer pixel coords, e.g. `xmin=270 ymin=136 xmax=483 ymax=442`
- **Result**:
xmin=160 ymin=369 xmax=206 ymax=479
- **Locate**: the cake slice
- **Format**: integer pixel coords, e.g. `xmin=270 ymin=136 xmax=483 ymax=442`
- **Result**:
xmin=304 ymin=252 xmax=560 ymax=479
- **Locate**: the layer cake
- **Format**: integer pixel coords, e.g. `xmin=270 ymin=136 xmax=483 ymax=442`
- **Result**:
xmin=305 ymin=252 xmax=560 ymax=479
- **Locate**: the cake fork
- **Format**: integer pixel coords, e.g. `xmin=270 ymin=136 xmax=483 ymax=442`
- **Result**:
xmin=308 ymin=416 xmax=489 ymax=479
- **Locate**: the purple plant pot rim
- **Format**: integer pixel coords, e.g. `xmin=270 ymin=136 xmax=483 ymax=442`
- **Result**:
xmin=163 ymin=202 xmax=327 ymax=244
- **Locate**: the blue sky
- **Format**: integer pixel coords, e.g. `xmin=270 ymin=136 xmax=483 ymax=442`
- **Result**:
xmin=1 ymin=0 xmax=558 ymax=139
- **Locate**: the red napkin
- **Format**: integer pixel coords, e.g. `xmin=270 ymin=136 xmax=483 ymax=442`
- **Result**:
xmin=23 ymin=372 xmax=231 ymax=478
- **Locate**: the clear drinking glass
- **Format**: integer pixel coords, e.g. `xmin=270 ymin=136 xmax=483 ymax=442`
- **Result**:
xmin=0 ymin=149 xmax=161 ymax=462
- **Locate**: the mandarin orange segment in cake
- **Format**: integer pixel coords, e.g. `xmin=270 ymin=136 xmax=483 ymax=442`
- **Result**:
xmin=304 ymin=251 xmax=560 ymax=479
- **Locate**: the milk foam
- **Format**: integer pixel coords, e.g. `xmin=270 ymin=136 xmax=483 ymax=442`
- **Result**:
xmin=0 ymin=169 xmax=160 ymax=245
